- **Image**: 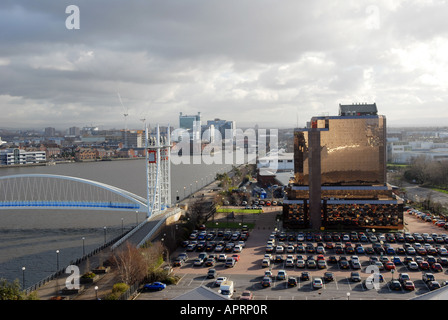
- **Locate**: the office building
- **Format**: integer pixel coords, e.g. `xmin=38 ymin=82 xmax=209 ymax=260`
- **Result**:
xmin=179 ymin=112 xmax=201 ymax=131
xmin=0 ymin=148 xmax=46 ymax=165
xmin=283 ymin=103 xmax=403 ymax=230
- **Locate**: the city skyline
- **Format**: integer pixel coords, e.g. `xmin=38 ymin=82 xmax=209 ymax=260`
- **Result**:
xmin=1 ymin=1 xmax=448 ymax=130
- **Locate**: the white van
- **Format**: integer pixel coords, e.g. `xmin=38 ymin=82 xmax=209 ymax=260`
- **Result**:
xmin=219 ymin=280 xmax=234 ymax=299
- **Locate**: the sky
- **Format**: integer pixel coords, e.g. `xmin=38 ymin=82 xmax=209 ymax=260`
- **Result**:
xmin=1 ymin=0 xmax=448 ymax=131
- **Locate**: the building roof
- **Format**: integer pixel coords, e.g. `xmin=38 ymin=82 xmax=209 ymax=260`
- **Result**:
xmin=172 ymin=285 xmax=230 ymax=300
xmin=410 ymin=285 xmax=448 ymax=300
xmin=339 ymin=103 xmax=378 ymax=116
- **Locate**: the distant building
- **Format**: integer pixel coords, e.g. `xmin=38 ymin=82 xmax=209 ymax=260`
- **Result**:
xmin=206 ymin=118 xmax=236 ymax=139
xmin=68 ymin=126 xmax=81 ymax=136
xmin=74 ymin=147 xmax=97 ymax=161
xmin=122 ymin=130 xmax=144 ymax=148
xmin=179 ymin=112 xmax=201 ymax=131
xmin=0 ymin=148 xmax=46 ymax=165
xmin=44 ymin=127 xmax=56 ymax=137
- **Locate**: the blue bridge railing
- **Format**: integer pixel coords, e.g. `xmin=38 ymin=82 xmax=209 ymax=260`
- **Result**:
xmin=0 ymin=200 xmax=141 ymax=210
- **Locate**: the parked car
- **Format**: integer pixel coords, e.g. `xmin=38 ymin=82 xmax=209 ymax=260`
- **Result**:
xmin=239 ymin=290 xmax=253 ymax=300
xmin=143 ymin=282 xmax=166 ymax=291
xmin=428 ymin=281 xmax=441 ymax=291
xmin=277 ymin=270 xmax=287 ymax=280
xmin=287 ymin=277 xmax=298 ymax=287
xmin=261 ymin=276 xmax=272 ymax=287
xmin=403 ymin=280 xmax=415 ymax=291
xmin=323 ymin=272 xmax=334 ymax=282
xmin=300 ymin=272 xmax=310 ymax=281
xmin=207 ymin=268 xmax=217 ymax=279
xmin=422 ymin=273 xmax=435 ymax=283
xmin=389 ymin=280 xmax=402 ymax=291
xmin=350 ymin=272 xmax=361 ymax=282
xmin=312 ymin=278 xmax=323 ymax=289
xmin=214 ymin=277 xmax=227 ymax=286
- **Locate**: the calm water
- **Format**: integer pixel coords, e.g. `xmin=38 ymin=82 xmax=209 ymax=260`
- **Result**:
xmin=0 ymin=157 xmax=233 ymax=287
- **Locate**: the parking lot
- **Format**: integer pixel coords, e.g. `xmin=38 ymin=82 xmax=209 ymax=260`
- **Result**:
xmin=138 ymin=208 xmax=448 ymax=300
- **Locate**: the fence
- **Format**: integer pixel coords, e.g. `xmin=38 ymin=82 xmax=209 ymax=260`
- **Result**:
xmin=23 ymin=231 xmax=129 ymax=296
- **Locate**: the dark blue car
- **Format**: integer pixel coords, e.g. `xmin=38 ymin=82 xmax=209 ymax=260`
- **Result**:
xmin=143 ymin=282 xmax=166 ymax=291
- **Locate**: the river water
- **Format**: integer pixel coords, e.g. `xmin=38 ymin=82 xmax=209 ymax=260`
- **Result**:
xmin=0 ymin=157 xmax=233 ymax=288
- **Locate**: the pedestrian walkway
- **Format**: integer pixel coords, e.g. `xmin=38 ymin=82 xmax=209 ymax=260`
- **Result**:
xmin=34 ymin=247 xmax=115 ymax=300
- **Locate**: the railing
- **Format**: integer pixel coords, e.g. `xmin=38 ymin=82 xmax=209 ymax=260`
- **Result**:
xmin=137 ymin=207 xmax=182 ymax=248
xmin=0 ymin=200 xmax=140 ymax=209
xmin=23 ymin=231 xmax=129 ymax=296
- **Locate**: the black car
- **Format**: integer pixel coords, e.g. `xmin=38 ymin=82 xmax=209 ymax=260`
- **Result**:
xmin=300 ymin=272 xmax=310 ymax=281
xmin=287 ymin=277 xmax=298 ymax=287
xmin=274 ymin=255 xmax=284 ymax=263
xmin=389 ymin=280 xmax=402 ymax=291
xmin=339 ymin=260 xmax=350 ymax=269
xmin=323 ymin=272 xmax=334 ymax=282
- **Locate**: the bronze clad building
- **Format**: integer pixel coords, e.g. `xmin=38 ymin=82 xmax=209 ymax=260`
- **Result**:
xmin=283 ymin=103 xmax=403 ymax=230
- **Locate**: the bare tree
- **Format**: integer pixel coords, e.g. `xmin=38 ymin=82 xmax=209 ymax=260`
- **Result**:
xmin=112 ymin=242 xmax=147 ymax=285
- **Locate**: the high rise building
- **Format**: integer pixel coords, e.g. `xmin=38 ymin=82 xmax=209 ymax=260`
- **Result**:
xmin=179 ymin=112 xmax=201 ymax=131
xmin=283 ymin=103 xmax=403 ymax=230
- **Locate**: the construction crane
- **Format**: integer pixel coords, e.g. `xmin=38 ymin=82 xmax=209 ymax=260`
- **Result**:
xmin=117 ymin=92 xmax=129 ymax=148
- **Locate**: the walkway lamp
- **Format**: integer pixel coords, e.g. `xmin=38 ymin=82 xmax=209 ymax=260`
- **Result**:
xmin=82 ymin=237 xmax=85 ymax=256
xmin=56 ymin=250 xmax=60 ymax=271
xmin=22 ymin=267 xmax=25 ymax=290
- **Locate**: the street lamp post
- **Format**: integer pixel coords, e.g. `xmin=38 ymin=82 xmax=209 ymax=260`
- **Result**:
xmin=103 ymin=227 xmax=107 ymax=244
xmin=56 ymin=250 xmax=60 ymax=271
xmin=82 ymin=237 xmax=85 ymax=256
xmin=22 ymin=267 xmax=26 ymax=290
xmin=95 ymin=286 xmax=99 ymax=300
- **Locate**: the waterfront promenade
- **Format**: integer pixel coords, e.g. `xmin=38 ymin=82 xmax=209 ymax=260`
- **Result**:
xmin=33 ymin=178 xmax=223 ymax=300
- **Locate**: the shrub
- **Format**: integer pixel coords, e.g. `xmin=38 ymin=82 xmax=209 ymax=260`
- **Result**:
xmin=103 ymin=282 xmax=129 ymax=300
xmin=81 ymin=272 xmax=96 ymax=279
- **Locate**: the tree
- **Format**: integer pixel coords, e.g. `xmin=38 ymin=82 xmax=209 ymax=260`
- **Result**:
xmin=0 ymin=278 xmax=25 ymax=300
xmin=112 ymin=242 xmax=148 ymax=285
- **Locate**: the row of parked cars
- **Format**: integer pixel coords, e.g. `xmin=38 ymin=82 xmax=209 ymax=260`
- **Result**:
xmin=241 ymin=200 xmax=281 ymax=207
xmin=173 ymin=227 xmax=251 ymax=268
xmin=274 ymin=229 xmax=448 ymax=245
xmin=407 ymin=208 xmax=448 ymax=229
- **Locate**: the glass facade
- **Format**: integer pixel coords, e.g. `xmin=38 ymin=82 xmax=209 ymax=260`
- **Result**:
xmin=284 ymin=109 xmax=403 ymax=230
xmin=294 ymin=115 xmax=386 ymax=186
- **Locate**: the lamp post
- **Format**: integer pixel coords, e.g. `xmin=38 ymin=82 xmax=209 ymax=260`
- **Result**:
xmin=121 ymin=218 xmax=124 ymax=235
xmin=56 ymin=250 xmax=60 ymax=271
xmin=103 ymin=227 xmax=107 ymax=244
xmin=22 ymin=267 xmax=26 ymax=290
xmin=94 ymin=286 xmax=99 ymax=300
xmin=82 ymin=237 xmax=85 ymax=256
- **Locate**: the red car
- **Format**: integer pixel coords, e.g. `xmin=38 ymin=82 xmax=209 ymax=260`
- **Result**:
xmin=431 ymin=263 xmax=443 ymax=272
xmin=403 ymin=280 xmax=415 ymax=291
xmin=419 ymin=261 xmax=430 ymax=270
xmin=232 ymin=254 xmax=240 ymax=262
xmin=384 ymin=262 xmax=396 ymax=270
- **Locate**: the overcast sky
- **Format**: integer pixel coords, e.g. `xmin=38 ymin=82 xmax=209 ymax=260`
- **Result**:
xmin=1 ymin=0 xmax=448 ymax=131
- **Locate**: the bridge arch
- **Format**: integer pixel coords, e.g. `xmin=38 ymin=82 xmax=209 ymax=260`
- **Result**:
xmin=0 ymin=174 xmax=150 ymax=213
